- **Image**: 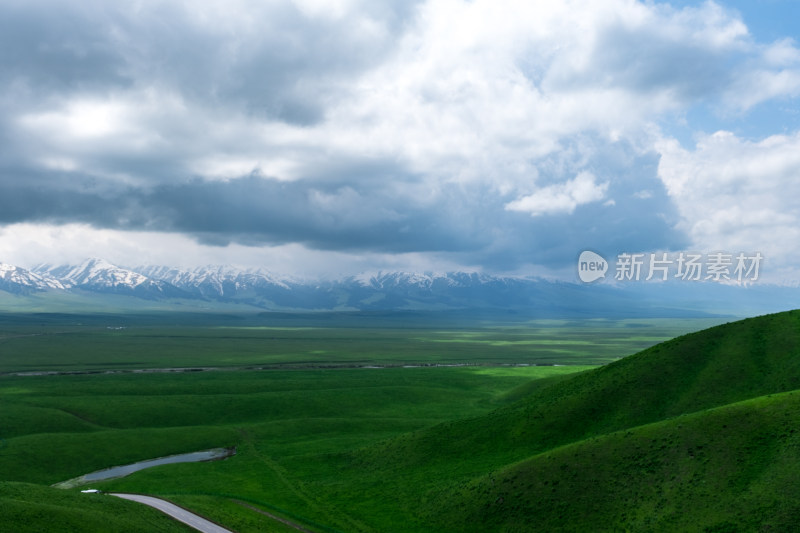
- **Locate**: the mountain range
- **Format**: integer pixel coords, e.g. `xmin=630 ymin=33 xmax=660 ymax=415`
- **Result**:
xmin=0 ymin=258 xmax=798 ymax=317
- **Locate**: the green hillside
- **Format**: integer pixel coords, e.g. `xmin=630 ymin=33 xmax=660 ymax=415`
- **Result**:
xmin=353 ymin=310 xmax=800 ymax=470
xmin=300 ymin=310 xmax=800 ymax=531
xmin=432 ymin=390 xmax=800 ymax=532
xmin=0 ymin=482 xmax=193 ymax=532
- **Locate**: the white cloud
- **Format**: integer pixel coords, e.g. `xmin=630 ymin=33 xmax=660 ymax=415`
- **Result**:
xmin=20 ymin=99 xmax=129 ymax=139
xmin=763 ymin=38 xmax=800 ymax=67
xmin=313 ymin=0 xmax=799 ymax=201
xmin=726 ymin=68 xmax=800 ymax=111
xmin=504 ymin=171 xmax=608 ymax=216
xmin=657 ymin=130 xmax=800 ymax=281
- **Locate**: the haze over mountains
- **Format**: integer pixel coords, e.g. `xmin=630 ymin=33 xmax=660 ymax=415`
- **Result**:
xmin=0 ymin=258 xmax=797 ymax=317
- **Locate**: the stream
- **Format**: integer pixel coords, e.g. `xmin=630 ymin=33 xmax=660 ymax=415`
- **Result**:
xmin=52 ymin=447 xmax=235 ymax=489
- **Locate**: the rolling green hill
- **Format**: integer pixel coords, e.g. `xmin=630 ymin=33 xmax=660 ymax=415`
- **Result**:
xmin=431 ymin=389 xmax=800 ymax=532
xmin=300 ymin=310 xmax=800 ymax=531
xmin=357 ymin=311 xmax=800 ymax=469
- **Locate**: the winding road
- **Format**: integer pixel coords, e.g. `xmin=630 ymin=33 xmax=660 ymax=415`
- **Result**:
xmin=110 ymin=493 xmax=234 ymax=533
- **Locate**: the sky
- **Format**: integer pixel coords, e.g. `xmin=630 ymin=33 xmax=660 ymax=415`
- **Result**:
xmin=0 ymin=0 xmax=799 ymax=281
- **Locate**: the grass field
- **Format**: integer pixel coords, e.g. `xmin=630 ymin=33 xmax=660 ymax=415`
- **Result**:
xmin=0 ymin=481 xmax=196 ymax=532
xmin=0 ymin=365 xmax=595 ymax=531
xmin=0 ymin=315 xmax=726 ymax=373
xmin=4 ymin=312 xmax=776 ymax=532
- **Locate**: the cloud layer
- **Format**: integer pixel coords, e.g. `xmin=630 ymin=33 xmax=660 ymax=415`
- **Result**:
xmin=1 ymin=0 xmax=799 ymax=279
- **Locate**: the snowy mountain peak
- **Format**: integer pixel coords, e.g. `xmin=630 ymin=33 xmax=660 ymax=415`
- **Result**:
xmin=36 ymin=258 xmax=150 ymax=289
xmin=136 ymin=264 xmax=297 ymax=296
xmin=351 ymin=270 xmax=488 ymax=289
xmin=3 ymin=259 xmax=532 ymax=311
xmin=0 ymin=263 xmax=66 ymax=291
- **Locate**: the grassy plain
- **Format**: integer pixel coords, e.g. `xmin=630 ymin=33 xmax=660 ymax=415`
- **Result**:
xmin=0 ymin=312 xmax=748 ymax=532
xmin=0 ymin=314 xmax=725 ymax=373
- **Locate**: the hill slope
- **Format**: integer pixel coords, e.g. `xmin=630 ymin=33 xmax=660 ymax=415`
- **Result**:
xmin=0 ymin=482 xmax=193 ymax=532
xmin=432 ymin=389 xmax=800 ymax=532
xmin=308 ymin=310 xmax=800 ymax=531
xmin=352 ymin=311 xmax=800 ymax=471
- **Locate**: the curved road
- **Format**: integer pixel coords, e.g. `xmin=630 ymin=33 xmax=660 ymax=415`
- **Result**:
xmin=110 ymin=493 xmax=234 ymax=533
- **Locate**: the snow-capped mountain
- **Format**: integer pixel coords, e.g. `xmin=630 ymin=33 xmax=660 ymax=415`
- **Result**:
xmin=8 ymin=259 xmax=537 ymax=310
xmin=137 ymin=265 xmax=297 ymax=298
xmin=351 ymin=271 xmax=489 ymax=289
xmin=0 ymin=263 xmax=66 ymax=294
xmin=32 ymin=259 xmax=187 ymax=299
xmin=337 ymin=270 xmax=543 ymax=310
xmin=2 ymin=258 xmax=795 ymax=318
xmin=36 ymin=258 xmax=147 ymax=288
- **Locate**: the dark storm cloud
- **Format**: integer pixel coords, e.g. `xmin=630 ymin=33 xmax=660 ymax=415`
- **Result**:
xmin=0 ymin=0 xmax=419 ymax=124
xmin=0 ymin=138 xmax=687 ymax=271
xmin=0 ymin=2 xmax=130 ymax=92
xmin=0 ymin=169 xmax=482 ymax=252
xmin=149 ymin=176 xmax=477 ymax=251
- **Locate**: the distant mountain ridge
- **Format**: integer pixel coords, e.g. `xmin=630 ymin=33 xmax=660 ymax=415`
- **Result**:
xmin=0 ymin=260 xmax=531 ymax=311
xmin=0 ymin=263 xmax=65 ymax=293
xmin=32 ymin=259 xmax=189 ymax=299
xmin=135 ymin=264 xmax=296 ymax=296
xmin=0 ymin=258 xmax=796 ymax=317
xmin=10 ymin=260 xmax=539 ymax=310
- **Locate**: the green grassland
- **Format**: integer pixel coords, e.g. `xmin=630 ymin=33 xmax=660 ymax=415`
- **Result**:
xmin=432 ymin=389 xmax=800 ymax=532
xmin=0 ymin=315 xmax=723 ymax=373
xmin=1 ymin=312 xmax=797 ymax=531
xmin=0 ymin=365 xmax=593 ymax=532
xmin=0 ymin=481 xmax=195 ymax=532
xmin=0 ymin=367 xmax=594 ymax=484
